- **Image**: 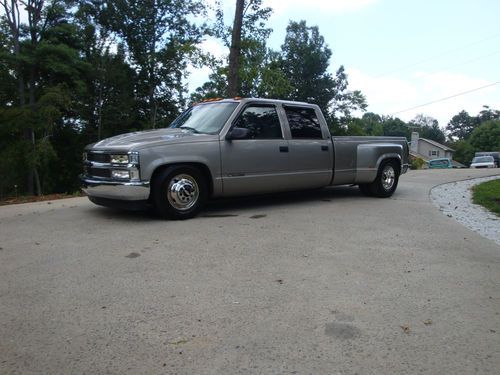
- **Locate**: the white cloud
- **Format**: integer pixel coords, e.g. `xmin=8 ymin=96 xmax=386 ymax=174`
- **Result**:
xmin=347 ymin=67 xmax=419 ymax=115
xmin=186 ymin=65 xmax=212 ymax=93
xmin=265 ymin=0 xmax=378 ymax=14
xmin=199 ymin=37 xmax=227 ymax=60
xmin=186 ymin=37 xmax=227 ymax=93
xmin=345 ymin=67 xmax=500 ymax=126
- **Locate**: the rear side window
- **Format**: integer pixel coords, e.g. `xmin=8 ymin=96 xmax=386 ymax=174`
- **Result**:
xmin=431 ymin=160 xmax=447 ymax=166
xmin=284 ymin=106 xmax=323 ymax=139
xmin=233 ymin=105 xmax=283 ymax=139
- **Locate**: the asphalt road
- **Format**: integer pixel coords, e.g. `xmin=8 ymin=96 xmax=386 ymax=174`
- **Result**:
xmin=1 ymin=169 xmax=499 ymax=375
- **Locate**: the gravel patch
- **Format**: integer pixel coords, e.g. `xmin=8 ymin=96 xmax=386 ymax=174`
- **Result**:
xmin=430 ymin=175 xmax=500 ymax=246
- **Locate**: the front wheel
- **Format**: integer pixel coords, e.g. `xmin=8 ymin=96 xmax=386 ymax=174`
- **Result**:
xmin=152 ymin=166 xmax=208 ymax=220
xmin=367 ymin=160 xmax=400 ymax=198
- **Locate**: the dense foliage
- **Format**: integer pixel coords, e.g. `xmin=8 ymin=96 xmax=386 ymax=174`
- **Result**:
xmin=0 ymin=0 xmax=206 ymax=197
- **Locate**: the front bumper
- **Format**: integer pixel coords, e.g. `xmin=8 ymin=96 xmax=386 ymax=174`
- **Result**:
xmin=81 ymin=176 xmax=150 ymax=201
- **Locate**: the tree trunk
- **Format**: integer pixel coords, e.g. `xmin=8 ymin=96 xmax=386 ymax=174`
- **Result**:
xmin=97 ymin=75 xmax=103 ymax=140
xmin=227 ymin=0 xmax=245 ymax=98
xmin=29 ymin=68 xmax=41 ymax=195
xmin=27 ymin=0 xmax=44 ymax=195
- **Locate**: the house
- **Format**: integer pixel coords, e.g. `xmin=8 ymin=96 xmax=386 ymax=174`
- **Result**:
xmin=410 ymin=132 xmax=454 ymax=160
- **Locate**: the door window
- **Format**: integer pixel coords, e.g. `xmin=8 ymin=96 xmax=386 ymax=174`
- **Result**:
xmin=284 ymin=106 xmax=323 ymax=139
xmin=233 ymin=105 xmax=283 ymax=139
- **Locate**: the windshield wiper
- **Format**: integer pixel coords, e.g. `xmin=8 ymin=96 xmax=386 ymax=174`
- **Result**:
xmin=180 ymin=126 xmax=201 ymax=134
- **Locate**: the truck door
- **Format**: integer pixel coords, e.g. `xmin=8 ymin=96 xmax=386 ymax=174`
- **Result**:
xmin=282 ymin=105 xmax=333 ymax=189
xmin=220 ymin=104 xmax=290 ymax=196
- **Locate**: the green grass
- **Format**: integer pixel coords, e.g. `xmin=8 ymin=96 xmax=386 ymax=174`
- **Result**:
xmin=472 ymin=179 xmax=500 ymax=216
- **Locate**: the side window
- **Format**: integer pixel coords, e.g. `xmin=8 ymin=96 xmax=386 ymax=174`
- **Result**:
xmin=284 ymin=106 xmax=323 ymax=139
xmin=233 ymin=105 xmax=282 ymax=139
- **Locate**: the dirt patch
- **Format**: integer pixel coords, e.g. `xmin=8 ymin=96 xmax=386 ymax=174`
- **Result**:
xmin=0 ymin=193 xmax=83 ymax=206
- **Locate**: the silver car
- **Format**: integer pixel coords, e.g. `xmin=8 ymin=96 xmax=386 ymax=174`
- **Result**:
xmin=470 ymin=156 xmax=495 ymax=169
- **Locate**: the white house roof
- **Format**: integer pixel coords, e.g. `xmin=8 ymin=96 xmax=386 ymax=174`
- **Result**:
xmin=419 ymin=138 xmax=454 ymax=152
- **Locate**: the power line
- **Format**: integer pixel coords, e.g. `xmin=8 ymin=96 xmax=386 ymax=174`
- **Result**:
xmin=390 ymin=81 xmax=500 ymax=116
xmin=406 ymin=50 xmax=500 ymax=83
xmin=376 ymin=32 xmax=500 ymax=78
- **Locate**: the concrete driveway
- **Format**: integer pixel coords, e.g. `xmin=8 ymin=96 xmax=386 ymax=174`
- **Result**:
xmin=1 ymin=169 xmax=499 ymax=374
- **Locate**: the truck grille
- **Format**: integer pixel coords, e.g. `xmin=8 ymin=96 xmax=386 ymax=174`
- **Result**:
xmin=88 ymin=168 xmax=111 ymax=178
xmin=87 ymin=153 xmax=110 ymax=163
xmin=83 ymin=150 xmax=139 ymax=181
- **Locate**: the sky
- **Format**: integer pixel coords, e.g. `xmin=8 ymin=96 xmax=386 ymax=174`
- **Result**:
xmin=189 ymin=0 xmax=500 ymax=128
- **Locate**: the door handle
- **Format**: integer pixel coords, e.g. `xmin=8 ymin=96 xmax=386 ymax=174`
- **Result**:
xmin=279 ymin=146 xmax=289 ymax=153
xmin=321 ymin=145 xmax=329 ymax=151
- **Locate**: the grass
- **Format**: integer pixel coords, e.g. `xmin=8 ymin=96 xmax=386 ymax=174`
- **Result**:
xmin=472 ymin=179 xmax=500 ymax=216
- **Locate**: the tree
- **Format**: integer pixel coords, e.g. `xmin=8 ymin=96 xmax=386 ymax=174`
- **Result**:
xmin=0 ymin=0 xmax=87 ymax=196
xmin=72 ymin=3 xmax=138 ymax=141
xmin=446 ymin=110 xmax=479 ymax=141
xmin=279 ymin=20 xmax=366 ymax=130
xmin=104 ymin=0 xmax=205 ymax=128
xmin=381 ymin=117 xmax=411 ymax=139
xmin=477 ymin=105 xmax=500 ymax=122
xmin=410 ymin=114 xmax=445 ymax=144
xmin=280 ymin=20 xmax=334 ymax=111
xmin=227 ymin=0 xmax=244 ymax=97
xmin=192 ymin=0 xmax=274 ymax=101
xmin=361 ymin=112 xmax=384 ymax=136
xmin=446 ymin=107 xmax=500 ymax=165
xmin=255 ymin=50 xmax=294 ymax=98
xmin=468 ymin=120 xmax=500 ymax=152
xmin=452 ymin=140 xmax=475 ymax=166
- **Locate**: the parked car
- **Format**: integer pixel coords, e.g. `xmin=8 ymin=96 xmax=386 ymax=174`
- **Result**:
xmin=470 ymin=156 xmax=495 ymax=169
xmin=428 ymin=158 xmax=452 ymax=169
xmin=475 ymin=152 xmax=499 ymax=167
xmin=82 ymin=98 xmax=409 ymax=219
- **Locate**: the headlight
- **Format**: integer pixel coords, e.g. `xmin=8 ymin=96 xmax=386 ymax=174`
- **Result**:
xmin=128 ymin=152 xmax=139 ymax=164
xmin=110 ymin=154 xmax=129 ymax=164
xmin=111 ymin=170 xmax=130 ymax=179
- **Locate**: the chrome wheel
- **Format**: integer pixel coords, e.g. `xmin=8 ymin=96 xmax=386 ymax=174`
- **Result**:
xmin=381 ymin=164 xmax=396 ymax=191
xmin=167 ymin=174 xmax=199 ymax=211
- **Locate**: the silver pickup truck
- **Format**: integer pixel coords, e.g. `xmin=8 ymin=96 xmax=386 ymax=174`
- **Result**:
xmin=82 ymin=98 xmax=409 ymax=219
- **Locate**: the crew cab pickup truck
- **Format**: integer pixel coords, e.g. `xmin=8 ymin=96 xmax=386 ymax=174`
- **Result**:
xmin=82 ymin=98 xmax=409 ymax=219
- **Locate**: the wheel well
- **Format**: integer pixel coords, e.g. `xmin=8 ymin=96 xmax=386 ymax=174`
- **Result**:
xmin=149 ymin=163 xmax=214 ymax=198
xmin=380 ymin=158 xmax=401 ymax=175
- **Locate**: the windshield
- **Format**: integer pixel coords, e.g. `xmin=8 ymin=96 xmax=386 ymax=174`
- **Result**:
xmin=169 ymin=102 xmax=239 ymax=134
xmin=472 ymin=156 xmax=494 ymax=163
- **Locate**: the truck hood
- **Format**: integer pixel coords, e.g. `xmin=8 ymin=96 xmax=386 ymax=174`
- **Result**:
xmin=91 ymin=128 xmax=215 ymax=150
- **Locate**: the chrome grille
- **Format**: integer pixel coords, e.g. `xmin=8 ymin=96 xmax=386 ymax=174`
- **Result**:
xmin=88 ymin=153 xmax=110 ymax=163
xmin=83 ymin=150 xmax=140 ymax=182
xmin=89 ymin=168 xmax=111 ymax=178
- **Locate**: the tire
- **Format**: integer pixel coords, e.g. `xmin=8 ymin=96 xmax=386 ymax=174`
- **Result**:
xmin=367 ymin=160 xmax=400 ymax=198
xmin=152 ymin=165 xmax=208 ymax=220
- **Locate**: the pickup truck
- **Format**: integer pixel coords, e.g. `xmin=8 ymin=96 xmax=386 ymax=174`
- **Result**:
xmin=82 ymin=98 xmax=409 ymax=219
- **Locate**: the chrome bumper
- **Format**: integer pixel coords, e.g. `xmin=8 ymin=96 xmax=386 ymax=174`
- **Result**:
xmin=81 ymin=177 xmax=150 ymax=201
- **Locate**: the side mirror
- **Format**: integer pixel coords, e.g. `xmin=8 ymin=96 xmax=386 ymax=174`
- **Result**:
xmin=226 ymin=127 xmax=250 ymax=141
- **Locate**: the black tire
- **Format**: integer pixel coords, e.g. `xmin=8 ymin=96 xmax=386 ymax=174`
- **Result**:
xmin=358 ymin=183 xmax=373 ymax=196
xmin=368 ymin=160 xmax=400 ymax=198
xmin=152 ymin=165 xmax=208 ymax=220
